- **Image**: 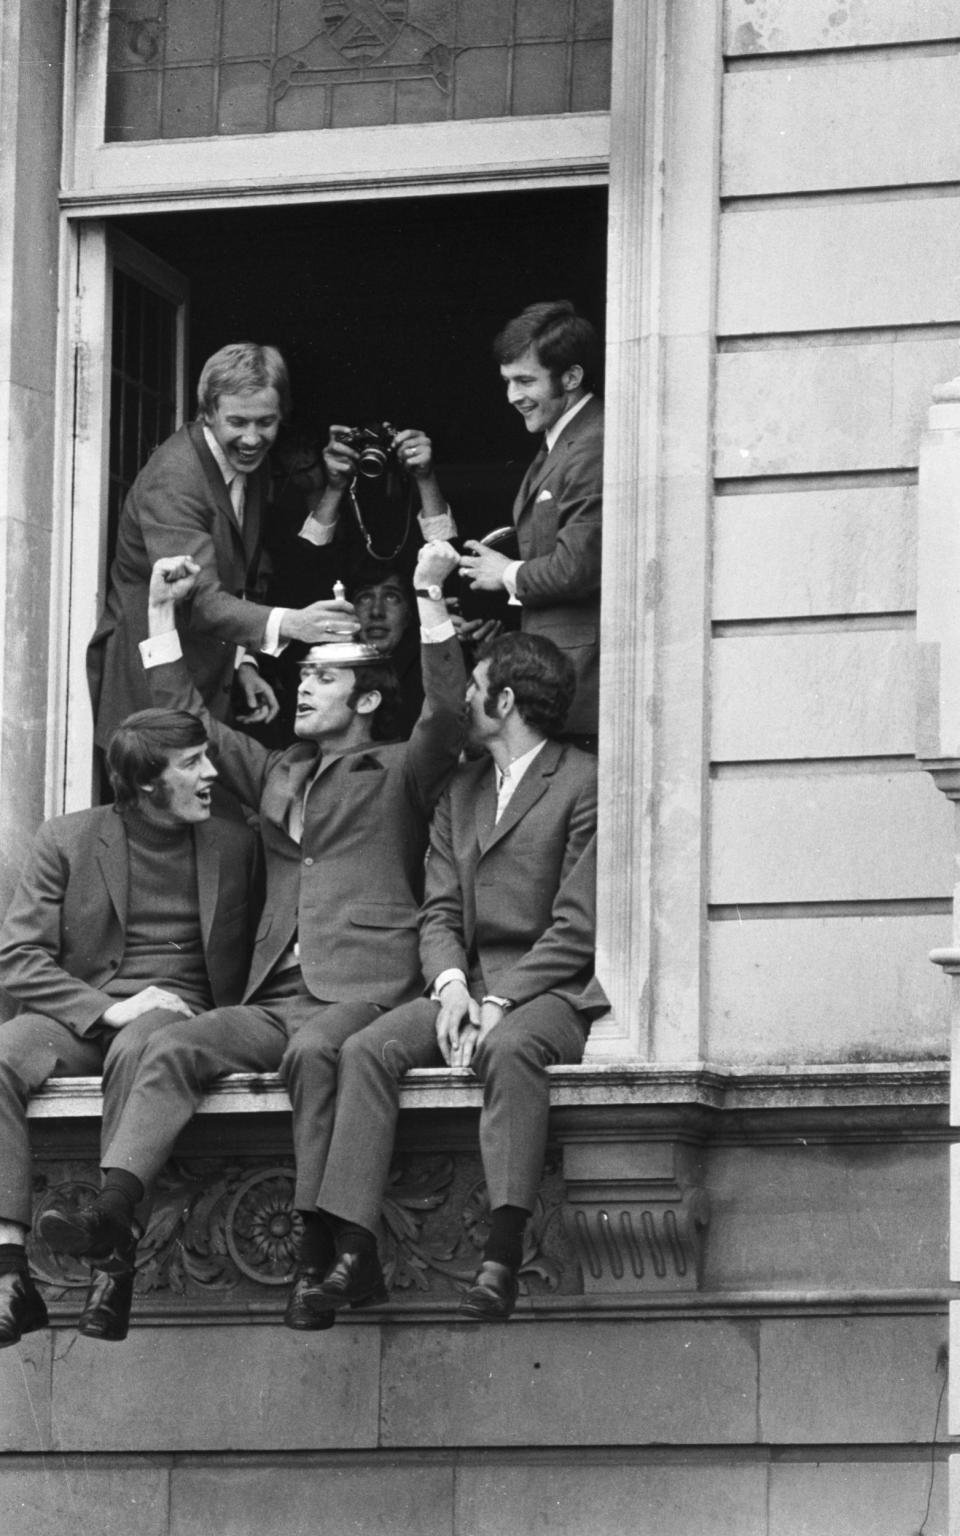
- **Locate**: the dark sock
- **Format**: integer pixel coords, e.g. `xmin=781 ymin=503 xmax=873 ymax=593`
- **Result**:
xmin=482 ymin=1205 xmax=527 ymax=1271
xmin=99 ymin=1168 xmax=144 ymax=1225
xmin=297 ymin=1211 xmax=335 ymax=1271
xmin=322 ymin=1212 xmax=377 ymax=1257
xmin=0 ymin=1242 xmax=28 ymax=1276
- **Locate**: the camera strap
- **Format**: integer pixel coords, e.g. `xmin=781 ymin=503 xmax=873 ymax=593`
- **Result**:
xmin=346 ymin=480 xmax=413 ymax=563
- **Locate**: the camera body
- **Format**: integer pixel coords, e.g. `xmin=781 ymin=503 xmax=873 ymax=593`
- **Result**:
xmin=334 ymin=421 xmax=399 ymax=480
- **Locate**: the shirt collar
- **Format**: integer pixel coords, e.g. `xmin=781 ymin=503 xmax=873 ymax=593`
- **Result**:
xmin=544 ymin=391 xmax=594 ymax=453
xmin=497 ymin=738 xmax=547 ymax=789
xmin=202 ymin=424 xmax=241 ymax=486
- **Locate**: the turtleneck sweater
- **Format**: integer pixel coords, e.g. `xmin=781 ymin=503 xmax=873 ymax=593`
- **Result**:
xmin=104 ymin=805 xmax=212 ymax=1011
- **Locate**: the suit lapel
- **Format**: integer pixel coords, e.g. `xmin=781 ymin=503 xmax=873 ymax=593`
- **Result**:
xmin=193 ymin=822 xmax=221 ymax=953
xmin=479 ymin=741 xmax=562 ymax=856
xmin=189 ymin=422 xmax=247 ymax=546
xmin=96 ymin=813 xmax=129 ymax=930
xmin=473 ymin=761 xmax=497 ymax=852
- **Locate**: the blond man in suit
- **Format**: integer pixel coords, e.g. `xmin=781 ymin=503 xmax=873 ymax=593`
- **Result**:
xmin=87 ymin=341 xmax=362 ymax=745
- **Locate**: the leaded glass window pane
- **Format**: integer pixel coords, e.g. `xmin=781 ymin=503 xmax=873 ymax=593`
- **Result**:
xmin=104 ymin=0 xmax=612 ymax=141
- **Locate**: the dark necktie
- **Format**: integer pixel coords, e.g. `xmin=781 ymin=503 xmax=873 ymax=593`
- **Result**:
xmin=516 ymin=439 xmax=549 ymax=511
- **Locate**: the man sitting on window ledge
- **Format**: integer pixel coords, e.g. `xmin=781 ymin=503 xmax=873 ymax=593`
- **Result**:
xmin=299 ymin=631 xmax=609 ymax=1324
xmin=0 ymin=710 xmax=260 ymax=1346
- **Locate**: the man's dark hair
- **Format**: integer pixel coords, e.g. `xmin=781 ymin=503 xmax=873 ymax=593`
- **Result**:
xmin=107 ymin=709 xmax=208 ymax=809
xmin=493 ymin=301 xmax=602 ymax=394
xmin=197 ymin=341 xmax=291 ymax=419
xmin=346 ymin=661 xmax=404 ymax=742
xmin=479 ymin=632 xmax=576 ymax=739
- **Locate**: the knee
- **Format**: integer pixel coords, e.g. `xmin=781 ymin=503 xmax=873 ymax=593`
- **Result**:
xmin=280 ymin=1026 xmax=338 ymax=1081
xmin=338 ymin=1025 xmax=395 ymax=1082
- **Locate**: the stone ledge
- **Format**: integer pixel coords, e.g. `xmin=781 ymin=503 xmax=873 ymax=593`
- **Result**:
xmin=26 ymin=1059 xmax=949 ymax=1119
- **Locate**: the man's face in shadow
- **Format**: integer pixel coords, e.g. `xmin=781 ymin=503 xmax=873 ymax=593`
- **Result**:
xmin=353 ymin=575 xmax=412 ymax=655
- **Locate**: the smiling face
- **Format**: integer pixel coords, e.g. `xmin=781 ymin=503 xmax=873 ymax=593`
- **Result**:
xmin=353 ymin=575 xmax=412 ymax=655
xmin=204 ymin=386 xmax=281 ymax=474
xmin=500 ymin=346 xmax=573 ymax=436
xmin=140 ymin=743 xmax=217 ymax=826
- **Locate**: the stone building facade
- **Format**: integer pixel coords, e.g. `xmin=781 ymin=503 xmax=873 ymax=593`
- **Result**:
xmin=0 ymin=3 xmax=954 ymax=1533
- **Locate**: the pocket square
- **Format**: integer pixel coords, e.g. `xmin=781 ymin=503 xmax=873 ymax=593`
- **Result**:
xmin=536 ymin=488 xmax=553 ymax=502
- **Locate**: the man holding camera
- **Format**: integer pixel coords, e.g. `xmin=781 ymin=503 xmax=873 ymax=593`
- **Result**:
xmin=458 ymin=301 xmax=604 ymax=748
xmin=41 ymin=543 xmax=465 ymax=1333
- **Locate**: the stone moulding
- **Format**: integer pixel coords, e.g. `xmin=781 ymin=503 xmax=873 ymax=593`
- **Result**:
xmin=25 ymin=1061 xmax=950 ymax=1317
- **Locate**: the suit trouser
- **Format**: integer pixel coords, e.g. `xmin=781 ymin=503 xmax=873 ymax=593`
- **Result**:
xmin=317 ymin=992 xmax=588 ymax=1235
xmin=0 ymin=1007 xmax=186 ymax=1229
xmin=102 ymin=970 xmax=381 ymax=1211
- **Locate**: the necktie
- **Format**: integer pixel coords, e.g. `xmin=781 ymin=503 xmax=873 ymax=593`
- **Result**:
xmin=230 ymin=472 xmax=246 ymax=529
xmin=516 ymin=440 xmax=549 ymax=512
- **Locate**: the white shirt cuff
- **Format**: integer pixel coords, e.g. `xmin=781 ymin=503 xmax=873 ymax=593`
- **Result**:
xmin=503 ymin=559 xmax=524 ymax=606
xmin=420 ymin=618 xmax=456 ymax=644
xmin=417 ymin=505 xmax=457 ymax=542
xmin=140 ymin=630 xmax=183 ymax=668
xmin=431 ymin=968 xmax=467 ymax=1000
xmin=261 ymin=607 xmax=287 ymax=656
xmin=297 ymin=512 xmax=337 ymax=547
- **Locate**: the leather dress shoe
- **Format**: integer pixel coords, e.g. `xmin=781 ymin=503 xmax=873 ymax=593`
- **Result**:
xmin=38 ymin=1200 xmax=135 ymax=1269
xmin=283 ymin=1266 xmax=335 ymax=1331
xmin=0 ymin=1269 xmax=49 ymax=1347
xmin=311 ymin=1247 xmax=389 ymax=1312
xmin=78 ymin=1265 xmax=134 ymax=1342
xmin=457 ymin=1260 xmax=519 ymax=1322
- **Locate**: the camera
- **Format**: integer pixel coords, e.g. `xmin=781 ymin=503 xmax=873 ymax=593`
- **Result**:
xmin=333 ymin=422 xmax=399 ymax=480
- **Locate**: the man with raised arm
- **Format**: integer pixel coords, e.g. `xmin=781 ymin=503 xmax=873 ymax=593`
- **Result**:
xmin=299 ymin=631 xmax=608 ymax=1324
xmin=0 ymin=710 xmax=260 ymax=1345
xmin=42 ymin=542 xmax=465 ymax=1333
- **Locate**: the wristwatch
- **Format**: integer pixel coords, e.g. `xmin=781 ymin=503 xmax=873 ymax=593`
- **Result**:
xmin=415 ymin=584 xmax=444 ymax=602
xmin=482 ymin=995 xmax=514 ymax=1013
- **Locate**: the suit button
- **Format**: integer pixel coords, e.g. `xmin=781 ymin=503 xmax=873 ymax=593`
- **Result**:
xmin=303 ymin=857 xmax=314 ymax=866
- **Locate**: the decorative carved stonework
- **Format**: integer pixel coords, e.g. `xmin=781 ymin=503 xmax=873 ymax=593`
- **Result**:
xmin=561 ymin=1139 xmax=709 ymax=1293
xmin=27 ymin=1151 xmax=579 ymax=1313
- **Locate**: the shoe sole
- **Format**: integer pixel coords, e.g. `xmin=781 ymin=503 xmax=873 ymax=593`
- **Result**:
xmin=36 ymin=1209 xmax=110 ymax=1260
xmin=77 ymin=1320 xmax=128 ymax=1342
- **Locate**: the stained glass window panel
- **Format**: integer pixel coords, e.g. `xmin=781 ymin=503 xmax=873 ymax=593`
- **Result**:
xmin=104 ymin=0 xmax=612 ymax=141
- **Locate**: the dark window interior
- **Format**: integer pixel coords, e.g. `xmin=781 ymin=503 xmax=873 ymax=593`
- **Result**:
xmin=114 ymin=186 xmax=607 ymax=546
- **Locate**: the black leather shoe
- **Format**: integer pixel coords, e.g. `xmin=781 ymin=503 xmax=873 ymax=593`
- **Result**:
xmin=78 ymin=1265 xmax=134 ymax=1342
xmin=313 ymin=1247 xmax=389 ymax=1311
xmin=283 ymin=1266 xmax=335 ymax=1331
xmin=38 ymin=1200 xmax=135 ymax=1268
xmin=0 ymin=1269 xmax=49 ymax=1347
xmin=457 ymin=1260 xmax=519 ymax=1322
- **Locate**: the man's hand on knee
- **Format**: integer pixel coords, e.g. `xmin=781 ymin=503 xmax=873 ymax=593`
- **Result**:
xmin=101 ymin=986 xmax=194 ymax=1029
xmin=435 ymin=979 xmax=479 ymax=1067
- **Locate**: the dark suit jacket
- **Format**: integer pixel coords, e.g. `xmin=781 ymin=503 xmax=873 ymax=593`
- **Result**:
xmin=419 ymin=739 xmax=608 ymax=1018
xmin=0 ymin=807 xmax=260 ymax=1036
xmin=148 ymin=636 xmax=465 ymax=1007
xmin=513 ymin=396 xmax=603 ymax=736
xmin=87 ymin=422 xmax=274 ymax=747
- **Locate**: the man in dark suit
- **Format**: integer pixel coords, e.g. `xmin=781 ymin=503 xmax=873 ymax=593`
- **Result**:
xmin=87 ymin=341 xmax=356 ymax=747
xmin=301 ymin=631 xmax=608 ymax=1324
xmin=0 ymin=709 xmax=260 ymax=1346
xmin=42 ymin=542 xmax=465 ymax=1332
xmin=458 ymin=302 xmax=604 ymax=745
